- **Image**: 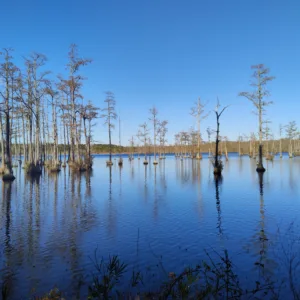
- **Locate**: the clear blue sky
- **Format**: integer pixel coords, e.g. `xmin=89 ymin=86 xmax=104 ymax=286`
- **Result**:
xmin=1 ymin=0 xmax=300 ymax=145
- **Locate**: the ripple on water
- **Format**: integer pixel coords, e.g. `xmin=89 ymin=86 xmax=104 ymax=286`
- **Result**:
xmin=1 ymin=156 xmax=300 ymax=298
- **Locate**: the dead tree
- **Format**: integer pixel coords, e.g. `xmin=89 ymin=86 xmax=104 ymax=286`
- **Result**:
xmin=157 ymin=120 xmax=168 ymax=159
xmin=213 ymin=100 xmax=229 ymax=176
xmin=149 ymin=106 xmax=159 ymax=164
xmin=137 ymin=122 xmax=150 ymax=164
xmin=101 ymin=91 xmax=117 ymax=166
xmin=207 ymin=127 xmax=213 ymax=157
xmin=279 ymin=124 xmax=283 ymax=158
xmin=285 ymin=121 xmax=297 ymax=158
xmin=190 ymin=97 xmax=209 ymax=159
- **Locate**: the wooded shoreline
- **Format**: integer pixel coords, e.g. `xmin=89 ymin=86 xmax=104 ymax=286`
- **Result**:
xmin=1 ymin=139 xmax=298 ymax=156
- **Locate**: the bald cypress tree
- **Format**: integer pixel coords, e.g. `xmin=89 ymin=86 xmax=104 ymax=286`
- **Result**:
xmin=239 ymin=64 xmax=275 ymax=173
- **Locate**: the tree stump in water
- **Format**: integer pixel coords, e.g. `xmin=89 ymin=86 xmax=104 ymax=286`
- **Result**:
xmin=213 ymin=167 xmax=222 ymax=176
xmin=2 ymin=174 xmax=15 ymax=181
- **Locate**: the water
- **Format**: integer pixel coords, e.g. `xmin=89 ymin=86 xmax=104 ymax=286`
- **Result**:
xmin=1 ymin=153 xmax=300 ymax=298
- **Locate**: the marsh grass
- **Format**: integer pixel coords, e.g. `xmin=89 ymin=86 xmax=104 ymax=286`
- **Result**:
xmin=85 ymin=249 xmax=277 ymax=300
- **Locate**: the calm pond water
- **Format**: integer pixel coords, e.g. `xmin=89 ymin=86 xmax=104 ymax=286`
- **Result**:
xmin=1 ymin=153 xmax=300 ymax=299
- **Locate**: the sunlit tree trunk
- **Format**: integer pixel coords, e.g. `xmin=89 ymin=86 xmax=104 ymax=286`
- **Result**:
xmin=0 ymin=113 xmax=5 ymax=171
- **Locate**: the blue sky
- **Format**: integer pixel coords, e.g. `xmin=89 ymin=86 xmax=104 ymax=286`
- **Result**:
xmin=1 ymin=0 xmax=300 ymax=145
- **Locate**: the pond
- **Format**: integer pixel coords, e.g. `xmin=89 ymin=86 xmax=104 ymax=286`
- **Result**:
xmin=1 ymin=153 xmax=300 ymax=299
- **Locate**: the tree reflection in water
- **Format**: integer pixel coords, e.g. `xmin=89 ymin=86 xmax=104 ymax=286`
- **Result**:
xmin=144 ymin=164 xmax=148 ymax=202
xmin=118 ymin=164 xmax=122 ymax=197
xmin=153 ymin=164 xmax=158 ymax=218
xmin=1 ymin=181 xmax=13 ymax=297
xmin=214 ymin=175 xmax=223 ymax=237
xmin=107 ymin=165 xmax=116 ymax=235
xmin=257 ymin=172 xmax=268 ymax=278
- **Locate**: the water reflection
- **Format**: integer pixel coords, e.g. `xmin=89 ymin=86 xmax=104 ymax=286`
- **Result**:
xmin=288 ymin=159 xmax=295 ymax=189
xmin=158 ymin=160 xmax=167 ymax=190
xmin=238 ymin=156 xmax=243 ymax=175
xmin=107 ymin=166 xmax=116 ymax=235
xmin=153 ymin=165 xmax=158 ymax=218
xmin=2 ymin=182 xmax=12 ymax=255
xmin=176 ymin=159 xmax=191 ymax=185
xmin=144 ymin=164 xmax=148 ymax=201
xmin=253 ymin=172 xmax=277 ymax=280
xmin=257 ymin=173 xmax=268 ymax=277
xmin=1 ymin=155 xmax=300 ymax=298
xmin=214 ymin=176 xmax=223 ymax=236
xmin=1 ymin=181 xmax=14 ymax=298
xmin=118 ymin=164 xmax=122 ymax=197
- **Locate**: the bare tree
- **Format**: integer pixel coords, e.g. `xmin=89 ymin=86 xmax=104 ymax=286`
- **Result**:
xmin=223 ymin=136 xmax=229 ymax=161
xmin=262 ymin=120 xmax=272 ymax=158
xmin=129 ymin=136 xmax=135 ymax=160
xmin=174 ymin=133 xmax=180 ymax=157
xmin=157 ymin=120 xmax=168 ymax=159
xmin=285 ymin=121 xmax=297 ymax=158
xmin=279 ymin=124 xmax=283 ymax=158
xmin=179 ymin=131 xmax=190 ymax=158
xmin=137 ymin=122 xmax=150 ymax=164
xmin=250 ymin=132 xmax=257 ymax=159
xmin=206 ymin=127 xmax=213 ymax=158
xmin=101 ymin=91 xmax=117 ymax=165
xmin=191 ymin=97 xmax=209 ymax=159
xmin=189 ymin=128 xmax=199 ymax=158
xmin=239 ymin=64 xmax=275 ymax=172
xmin=213 ymin=100 xmax=229 ymax=176
xmin=237 ymin=134 xmax=243 ymax=156
xmin=149 ymin=106 xmax=159 ymax=165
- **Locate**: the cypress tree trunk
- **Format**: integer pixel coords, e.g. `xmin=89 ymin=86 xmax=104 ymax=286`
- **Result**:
xmin=256 ymin=99 xmax=265 ymax=172
xmin=0 ymin=113 xmax=5 ymax=171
